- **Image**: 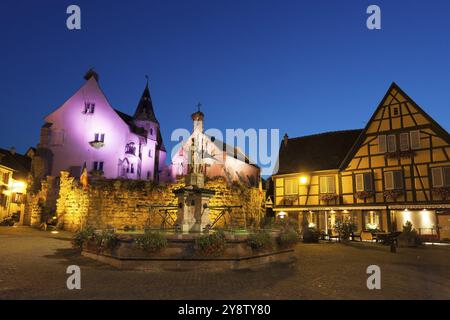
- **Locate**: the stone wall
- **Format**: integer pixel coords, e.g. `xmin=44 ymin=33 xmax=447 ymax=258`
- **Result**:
xmin=56 ymin=172 xmax=265 ymax=232
xmin=24 ymin=176 xmax=59 ymax=227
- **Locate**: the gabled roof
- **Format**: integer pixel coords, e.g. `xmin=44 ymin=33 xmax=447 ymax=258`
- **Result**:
xmin=0 ymin=148 xmax=32 ymax=180
xmin=340 ymin=82 xmax=450 ymax=169
xmin=114 ymin=109 xmax=166 ymax=151
xmin=114 ymin=109 xmax=148 ymax=137
xmin=133 ymin=83 xmax=159 ymax=123
xmin=205 ymin=134 xmax=258 ymax=168
xmin=276 ymin=129 xmax=363 ymax=175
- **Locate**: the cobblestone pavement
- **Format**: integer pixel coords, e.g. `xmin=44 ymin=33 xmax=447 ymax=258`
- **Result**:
xmin=0 ymin=227 xmax=449 ymax=299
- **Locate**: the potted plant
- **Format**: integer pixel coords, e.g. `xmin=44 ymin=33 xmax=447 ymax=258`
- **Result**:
xmin=334 ymin=220 xmax=357 ymax=241
xmin=398 ymin=221 xmax=422 ymax=247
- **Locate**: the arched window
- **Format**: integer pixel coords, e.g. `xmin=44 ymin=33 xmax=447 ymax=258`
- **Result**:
xmin=125 ymin=142 xmax=136 ymax=155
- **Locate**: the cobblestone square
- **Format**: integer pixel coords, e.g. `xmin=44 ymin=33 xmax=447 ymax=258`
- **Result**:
xmin=0 ymin=227 xmax=449 ymax=300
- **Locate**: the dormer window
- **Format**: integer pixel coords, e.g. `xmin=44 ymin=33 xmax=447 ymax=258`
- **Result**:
xmin=83 ymin=102 xmax=95 ymax=114
xmin=125 ymin=142 xmax=136 ymax=155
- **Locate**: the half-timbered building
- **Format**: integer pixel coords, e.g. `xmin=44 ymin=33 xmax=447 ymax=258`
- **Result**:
xmin=272 ymin=83 xmax=450 ymax=241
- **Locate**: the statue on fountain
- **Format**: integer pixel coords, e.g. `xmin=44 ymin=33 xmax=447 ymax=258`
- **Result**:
xmin=174 ymin=107 xmax=215 ymax=232
xmin=186 ymin=137 xmax=205 ymax=187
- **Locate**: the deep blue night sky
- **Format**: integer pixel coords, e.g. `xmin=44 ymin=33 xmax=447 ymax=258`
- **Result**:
xmin=0 ymin=0 xmax=449 ymax=161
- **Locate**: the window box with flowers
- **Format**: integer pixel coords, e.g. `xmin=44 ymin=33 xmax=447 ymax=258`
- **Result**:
xmin=383 ymin=189 xmax=404 ymax=201
xmin=432 ymin=187 xmax=450 ymax=201
xmin=283 ymin=195 xmax=297 ymax=206
xmin=355 ymin=191 xmax=375 ymax=200
xmin=319 ymin=193 xmax=338 ymax=203
xmin=385 ymin=150 xmax=416 ymax=160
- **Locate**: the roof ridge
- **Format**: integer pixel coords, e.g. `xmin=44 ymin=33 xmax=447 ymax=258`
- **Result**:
xmin=287 ymin=129 xmax=363 ymax=141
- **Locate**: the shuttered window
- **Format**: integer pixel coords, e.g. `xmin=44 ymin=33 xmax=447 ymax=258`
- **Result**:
xmin=355 ymin=174 xmax=364 ymax=192
xmin=399 ymin=133 xmax=410 ymax=151
xmin=445 ymin=167 xmax=450 ymax=186
xmin=432 ymin=167 xmax=450 ymax=187
xmin=364 ymin=173 xmax=373 ymax=191
xmin=284 ymin=178 xmax=298 ymax=195
xmin=378 ymin=135 xmax=387 ymax=153
xmin=393 ymin=171 xmax=403 ymax=189
xmin=432 ymin=168 xmax=444 ymax=187
xmin=320 ymin=176 xmax=336 ymax=194
xmin=384 ymin=171 xmax=403 ymax=190
xmin=355 ymin=173 xmax=373 ymax=192
xmin=384 ymin=172 xmax=393 ymax=190
xmin=410 ymin=130 xmax=421 ymax=149
xmin=387 ymin=135 xmax=396 ymax=152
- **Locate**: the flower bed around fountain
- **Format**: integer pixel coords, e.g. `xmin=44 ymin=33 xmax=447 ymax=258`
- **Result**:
xmin=77 ymin=229 xmax=297 ymax=271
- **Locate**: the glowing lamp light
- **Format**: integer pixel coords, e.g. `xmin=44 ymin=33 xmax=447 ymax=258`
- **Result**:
xmin=308 ymin=223 xmax=316 ymax=228
xmin=299 ymin=176 xmax=309 ymax=185
xmin=11 ymin=181 xmax=27 ymax=192
xmin=278 ymin=211 xmax=287 ymax=219
xmin=51 ymin=231 xmax=59 ymax=234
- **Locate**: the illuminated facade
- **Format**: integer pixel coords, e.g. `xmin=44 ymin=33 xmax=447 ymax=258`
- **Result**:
xmin=0 ymin=148 xmax=32 ymax=224
xmin=273 ymin=83 xmax=450 ymax=241
xmin=34 ymin=70 xmax=166 ymax=181
xmin=167 ymin=110 xmax=260 ymax=186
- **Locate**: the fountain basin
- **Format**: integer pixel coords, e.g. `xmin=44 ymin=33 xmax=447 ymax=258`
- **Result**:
xmin=81 ymin=232 xmax=296 ymax=271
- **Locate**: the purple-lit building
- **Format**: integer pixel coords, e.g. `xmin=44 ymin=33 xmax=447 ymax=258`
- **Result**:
xmin=34 ymin=70 xmax=166 ymax=181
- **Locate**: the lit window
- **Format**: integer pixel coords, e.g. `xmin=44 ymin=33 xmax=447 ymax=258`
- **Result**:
xmin=432 ymin=167 xmax=450 ymax=187
xmin=355 ymin=173 xmax=373 ymax=192
xmin=2 ymin=172 xmax=9 ymax=184
xmin=320 ymin=176 xmax=336 ymax=194
xmin=384 ymin=171 xmax=403 ymax=190
xmin=284 ymin=178 xmax=298 ymax=195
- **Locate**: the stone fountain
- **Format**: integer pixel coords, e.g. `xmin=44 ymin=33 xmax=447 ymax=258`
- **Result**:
xmin=173 ymin=135 xmax=215 ymax=232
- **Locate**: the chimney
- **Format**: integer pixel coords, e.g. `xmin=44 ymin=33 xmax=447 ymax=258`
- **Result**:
xmin=9 ymin=146 xmax=16 ymax=155
xmin=283 ymin=133 xmax=289 ymax=147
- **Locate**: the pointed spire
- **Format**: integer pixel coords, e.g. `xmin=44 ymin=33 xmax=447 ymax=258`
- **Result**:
xmin=133 ymin=77 xmax=158 ymax=123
